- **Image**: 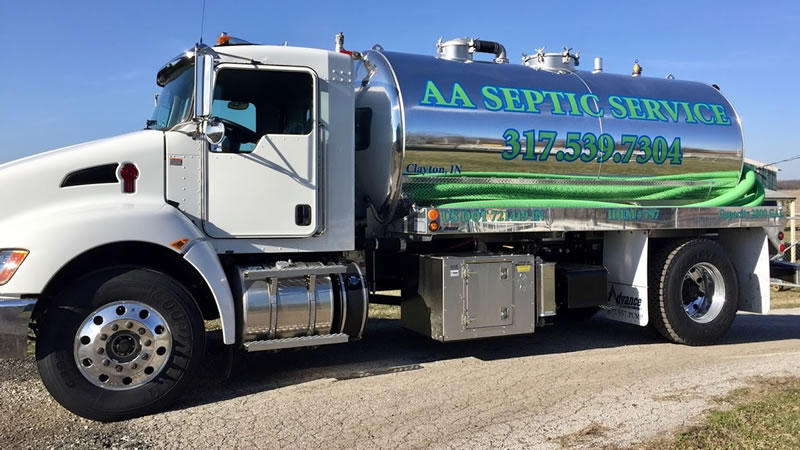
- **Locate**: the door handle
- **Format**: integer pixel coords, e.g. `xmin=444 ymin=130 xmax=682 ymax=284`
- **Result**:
xmin=315 ymin=121 xmax=328 ymax=235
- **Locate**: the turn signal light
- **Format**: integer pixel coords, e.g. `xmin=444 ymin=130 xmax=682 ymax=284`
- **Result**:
xmin=0 ymin=250 xmax=29 ymax=286
xmin=778 ymin=231 xmax=785 ymax=240
xmin=428 ymin=209 xmax=439 ymax=221
xmin=429 ymin=221 xmax=439 ymax=232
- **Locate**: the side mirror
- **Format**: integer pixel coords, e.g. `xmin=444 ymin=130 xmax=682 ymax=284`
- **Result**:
xmin=203 ymin=117 xmax=225 ymax=146
xmin=194 ymin=46 xmax=214 ymax=118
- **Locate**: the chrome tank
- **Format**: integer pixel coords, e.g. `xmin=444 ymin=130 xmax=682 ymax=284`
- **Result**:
xmin=240 ymin=274 xmax=335 ymax=340
xmin=236 ymin=262 xmax=369 ymax=343
xmin=354 ymin=49 xmax=743 ymax=220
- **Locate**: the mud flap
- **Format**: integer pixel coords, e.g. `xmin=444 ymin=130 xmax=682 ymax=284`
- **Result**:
xmin=602 ymin=231 xmax=649 ymax=326
xmin=719 ymin=228 xmax=770 ymax=314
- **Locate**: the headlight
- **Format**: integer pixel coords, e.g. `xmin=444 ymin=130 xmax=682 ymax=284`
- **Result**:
xmin=0 ymin=250 xmax=28 ymax=286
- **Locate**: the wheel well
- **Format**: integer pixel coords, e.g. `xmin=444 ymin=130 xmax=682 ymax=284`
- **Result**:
xmin=35 ymin=241 xmax=219 ymax=322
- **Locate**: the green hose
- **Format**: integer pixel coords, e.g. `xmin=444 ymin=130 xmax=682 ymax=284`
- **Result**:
xmin=403 ymin=168 xmax=764 ymax=209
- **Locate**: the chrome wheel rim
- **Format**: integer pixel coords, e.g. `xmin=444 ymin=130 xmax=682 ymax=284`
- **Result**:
xmin=681 ymin=262 xmax=725 ymax=324
xmin=74 ymin=301 xmax=172 ymax=390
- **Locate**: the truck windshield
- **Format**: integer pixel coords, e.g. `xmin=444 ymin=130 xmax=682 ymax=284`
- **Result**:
xmin=149 ymin=65 xmax=194 ymax=130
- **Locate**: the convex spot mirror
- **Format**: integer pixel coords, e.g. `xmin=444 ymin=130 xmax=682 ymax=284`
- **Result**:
xmin=203 ymin=117 xmax=226 ymax=146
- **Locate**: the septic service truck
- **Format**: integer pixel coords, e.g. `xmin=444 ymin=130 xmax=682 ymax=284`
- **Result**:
xmin=0 ymin=33 xmax=788 ymax=421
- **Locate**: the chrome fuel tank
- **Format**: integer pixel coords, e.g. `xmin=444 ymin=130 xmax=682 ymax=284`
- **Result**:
xmin=354 ymin=49 xmax=743 ymax=220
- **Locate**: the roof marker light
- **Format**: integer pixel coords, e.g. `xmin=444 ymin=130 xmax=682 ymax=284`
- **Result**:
xmin=216 ymin=32 xmax=252 ymax=46
xmin=217 ymin=32 xmax=232 ymax=46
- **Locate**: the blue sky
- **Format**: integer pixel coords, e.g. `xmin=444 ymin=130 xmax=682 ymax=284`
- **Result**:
xmin=3 ymin=1 xmax=799 ymax=177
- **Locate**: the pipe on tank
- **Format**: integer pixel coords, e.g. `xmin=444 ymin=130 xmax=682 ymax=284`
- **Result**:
xmin=593 ymin=57 xmax=603 ymax=73
xmin=472 ymin=39 xmax=508 ymax=64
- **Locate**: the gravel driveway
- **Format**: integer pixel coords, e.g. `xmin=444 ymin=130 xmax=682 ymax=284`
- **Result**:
xmin=2 ymin=309 xmax=799 ymax=449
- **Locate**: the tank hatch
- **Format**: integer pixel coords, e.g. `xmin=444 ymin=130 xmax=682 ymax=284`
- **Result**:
xmin=522 ymin=47 xmax=580 ymax=73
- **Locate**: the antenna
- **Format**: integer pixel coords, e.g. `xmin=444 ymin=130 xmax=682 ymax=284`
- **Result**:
xmin=199 ymin=0 xmax=207 ymax=44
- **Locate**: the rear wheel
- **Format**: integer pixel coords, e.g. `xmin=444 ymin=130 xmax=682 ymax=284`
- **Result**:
xmin=36 ymin=268 xmax=205 ymax=421
xmin=649 ymin=239 xmax=738 ymax=345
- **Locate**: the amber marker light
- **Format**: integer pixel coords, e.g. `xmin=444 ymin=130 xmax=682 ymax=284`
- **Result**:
xmin=428 ymin=209 xmax=439 ymax=221
xmin=429 ymin=221 xmax=439 ymax=232
xmin=0 ymin=250 xmax=29 ymax=286
xmin=217 ymin=34 xmax=232 ymax=46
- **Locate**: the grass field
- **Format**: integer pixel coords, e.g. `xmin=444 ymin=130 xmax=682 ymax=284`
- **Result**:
xmin=647 ymin=377 xmax=800 ymax=450
xmin=770 ymin=288 xmax=800 ymax=309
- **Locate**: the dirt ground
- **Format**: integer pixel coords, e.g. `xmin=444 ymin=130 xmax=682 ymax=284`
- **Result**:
xmin=1 ymin=306 xmax=799 ymax=449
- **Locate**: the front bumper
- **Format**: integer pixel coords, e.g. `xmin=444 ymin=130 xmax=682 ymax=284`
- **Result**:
xmin=0 ymin=298 xmax=36 ymax=358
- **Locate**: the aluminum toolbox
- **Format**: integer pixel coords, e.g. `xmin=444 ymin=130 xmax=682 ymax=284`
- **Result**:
xmin=401 ymin=254 xmax=536 ymax=341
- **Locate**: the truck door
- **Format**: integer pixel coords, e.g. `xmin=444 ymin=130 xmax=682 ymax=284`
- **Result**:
xmin=204 ymin=65 xmax=320 ymax=238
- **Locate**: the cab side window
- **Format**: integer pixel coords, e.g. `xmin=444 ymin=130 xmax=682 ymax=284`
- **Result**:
xmin=212 ymin=68 xmax=314 ymax=153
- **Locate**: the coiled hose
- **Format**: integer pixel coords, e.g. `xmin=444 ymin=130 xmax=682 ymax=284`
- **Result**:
xmin=403 ymin=168 xmax=765 ymax=209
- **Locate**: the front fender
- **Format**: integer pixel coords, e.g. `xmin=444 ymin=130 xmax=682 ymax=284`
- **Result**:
xmin=0 ymin=201 xmax=236 ymax=344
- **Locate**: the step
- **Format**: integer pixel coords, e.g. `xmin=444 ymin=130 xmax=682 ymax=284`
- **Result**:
xmin=243 ymin=264 xmax=348 ymax=280
xmin=243 ymin=333 xmax=350 ymax=352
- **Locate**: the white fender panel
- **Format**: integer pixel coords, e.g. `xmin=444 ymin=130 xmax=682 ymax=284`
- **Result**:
xmin=183 ymin=241 xmax=236 ymax=344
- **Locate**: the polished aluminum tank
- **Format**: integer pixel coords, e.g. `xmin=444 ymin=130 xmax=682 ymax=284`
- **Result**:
xmin=354 ymin=49 xmax=744 ymax=220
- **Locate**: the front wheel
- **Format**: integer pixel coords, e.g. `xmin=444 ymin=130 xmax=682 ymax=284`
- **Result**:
xmin=649 ymin=239 xmax=739 ymax=345
xmin=36 ymin=268 xmax=205 ymax=421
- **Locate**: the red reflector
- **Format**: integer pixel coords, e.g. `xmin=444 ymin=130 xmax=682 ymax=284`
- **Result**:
xmin=339 ymin=49 xmax=353 ymax=55
xmin=780 ymin=243 xmax=787 ymax=253
xmin=778 ymin=231 xmax=785 ymax=240
xmin=120 ymin=163 xmax=139 ymax=193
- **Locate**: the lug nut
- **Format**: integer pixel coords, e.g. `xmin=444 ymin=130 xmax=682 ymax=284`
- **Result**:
xmin=144 ymin=340 xmax=151 ymax=347
xmin=126 ymin=322 xmax=133 ymax=329
xmin=103 ymin=359 xmax=110 ymax=366
xmin=116 ymin=365 xmax=123 ymax=372
xmin=97 ymin=348 xmax=105 ymax=355
xmin=111 ymin=324 xmax=119 ymax=331
xmin=138 ymin=328 xmax=146 ymax=335
xmin=142 ymin=353 xmax=149 ymax=360
xmin=99 ymin=334 xmax=108 ymax=341
xmin=131 ymin=363 xmax=138 ymax=369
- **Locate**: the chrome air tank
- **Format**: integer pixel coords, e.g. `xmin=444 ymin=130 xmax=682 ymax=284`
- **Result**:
xmin=353 ymin=48 xmax=743 ymax=220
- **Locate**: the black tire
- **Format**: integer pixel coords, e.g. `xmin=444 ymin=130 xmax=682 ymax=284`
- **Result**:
xmin=36 ymin=268 xmax=205 ymax=421
xmin=649 ymin=239 xmax=738 ymax=345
